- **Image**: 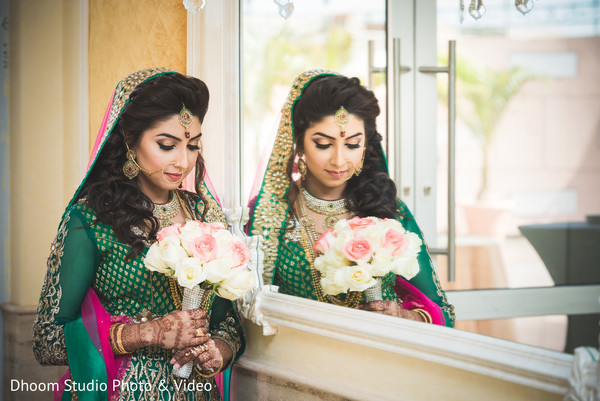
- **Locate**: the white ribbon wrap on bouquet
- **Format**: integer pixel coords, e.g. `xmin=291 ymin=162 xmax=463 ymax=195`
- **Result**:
xmin=173 ymin=285 xmax=205 ymax=378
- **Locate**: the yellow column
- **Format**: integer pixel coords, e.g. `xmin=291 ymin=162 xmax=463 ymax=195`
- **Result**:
xmin=89 ymin=0 xmax=186 ymax=149
xmin=9 ymin=0 xmax=70 ymax=306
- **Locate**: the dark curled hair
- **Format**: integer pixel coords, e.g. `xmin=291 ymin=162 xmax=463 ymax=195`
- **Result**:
xmin=79 ymin=73 xmax=210 ymax=258
xmin=286 ymin=75 xmax=398 ymax=219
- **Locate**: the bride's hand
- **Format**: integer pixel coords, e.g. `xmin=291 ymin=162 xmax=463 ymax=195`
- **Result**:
xmin=170 ymin=338 xmax=231 ymax=374
xmin=122 ymin=309 xmax=210 ymax=351
xmin=357 ymin=301 xmax=425 ymax=322
xmin=357 ymin=300 xmax=401 ymax=317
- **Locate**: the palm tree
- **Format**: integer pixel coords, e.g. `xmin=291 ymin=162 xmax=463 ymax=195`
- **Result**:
xmin=439 ymin=55 xmax=535 ymax=200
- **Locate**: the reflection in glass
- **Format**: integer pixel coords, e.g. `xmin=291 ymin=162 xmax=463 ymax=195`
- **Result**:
xmin=436 ymin=0 xmax=600 ymax=351
xmin=241 ymin=0 xmax=385 ymax=202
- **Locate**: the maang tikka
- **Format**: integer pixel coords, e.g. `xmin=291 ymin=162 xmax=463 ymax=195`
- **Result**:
xmin=179 ymin=104 xmax=193 ymax=138
xmin=334 ymin=105 xmax=350 ymax=137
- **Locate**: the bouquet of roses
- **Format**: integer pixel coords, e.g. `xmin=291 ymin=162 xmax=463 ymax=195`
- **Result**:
xmin=313 ymin=216 xmax=422 ymax=300
xmin=144 ymin=220 xmax=258 ymax=377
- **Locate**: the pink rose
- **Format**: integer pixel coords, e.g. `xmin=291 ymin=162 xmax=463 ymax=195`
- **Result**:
xmin=341 ymin=238 xmax=373 ymax=262
xmin=157 ymin=224 xmax=183 ymax=242
xmin=313 ymin=229 xmax=336 ymax=254
xmin=188 ymin=234 xmax=218 ymax=262
xmin=383 ymin=229 xmax=409 ymax=256
xmin=347 ymin=217 xmax=377 ymax=232
xmin=231 ymin=241 xmax=251 ymax=268
xmin=201 ymin=222 xmax=226 ymax=235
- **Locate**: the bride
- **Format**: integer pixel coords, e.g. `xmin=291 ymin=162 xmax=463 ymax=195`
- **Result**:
xmin=249 ymin=69 xmax=454 ymax=326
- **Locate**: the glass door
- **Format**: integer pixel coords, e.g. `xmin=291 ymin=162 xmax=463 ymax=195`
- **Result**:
xmin=240 ymin=0 xmax=387 ymax=202
xmin=431 ymin=0 xmax=600 ymax=353
xmin=236 ymin=0 xmax=600 ymax=353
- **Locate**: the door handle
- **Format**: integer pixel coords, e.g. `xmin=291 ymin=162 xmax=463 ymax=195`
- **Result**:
xmin=418 ymin=40 xmax=457 ymax=282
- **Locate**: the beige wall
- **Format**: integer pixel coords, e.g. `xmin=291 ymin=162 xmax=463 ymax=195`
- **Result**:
xmin=4 ymin=2 xmax=188 ymax=399
xmin=6 ymin=0 xmax=186 ymax=308
xmin=89 ymin=0 xmax=187 ymax=150
xmin=8 ymin=0 xmax=83 ymax=306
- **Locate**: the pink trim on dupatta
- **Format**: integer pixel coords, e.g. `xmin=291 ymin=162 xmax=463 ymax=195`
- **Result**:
xmin=88 ymin=90 xmax=116 ymax=170
xmin=394 ymin=277 xmax=445 ymax=326
xmin=54 ymin=288 xmax=132 ymax=401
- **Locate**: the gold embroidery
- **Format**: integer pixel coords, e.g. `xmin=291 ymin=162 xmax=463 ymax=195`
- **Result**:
xmin=250 ymin=69 xmax=337 ymax=284
xmin=97 ymin=68 xmax=174 ymax=161
xmin=33 ymin=212 xmax=71 ymax=365
xmin=195 ymin=184 xmax=227 ymax=225
xmin=118 ymin=348 xmax=219 ymax=401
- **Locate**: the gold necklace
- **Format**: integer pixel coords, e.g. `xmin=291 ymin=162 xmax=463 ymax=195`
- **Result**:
xmin=301 ymin=189 xmax=348 ymax=229
xmin=153 ymin=191 xmax=180 ymax=226
xmin=297 ymin=197 xmax=362 ymax=308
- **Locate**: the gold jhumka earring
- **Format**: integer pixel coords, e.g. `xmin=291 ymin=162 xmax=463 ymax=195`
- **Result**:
xmin=179 ymin=104 xmax=193 ymax=138
xmin=354 ymin=147 xmax=366 ymax=176
xmin=334 ymin=105 xmax=350 ymax=137
xmin=122 ymin=142 xmax=140 ymax=179
xmin=297 ymin=153 xmax=307 ymax=186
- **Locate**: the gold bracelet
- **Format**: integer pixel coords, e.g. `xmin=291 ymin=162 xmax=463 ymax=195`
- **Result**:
xmin=411 ymin=308 xmax=432 ymax=324
xmin=196 ymin=357 xmax=224 ymax=378
xmin=110 ymin=323 xmax=131 ymax=355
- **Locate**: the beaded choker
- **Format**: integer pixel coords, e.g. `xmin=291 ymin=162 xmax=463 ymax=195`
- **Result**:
xmin=153 ymin=191 xmax=180 ymax=226
xmin=301 ymin=189 xmax=347 ymax=229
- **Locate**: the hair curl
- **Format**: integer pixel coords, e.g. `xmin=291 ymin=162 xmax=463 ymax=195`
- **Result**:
xmin=286 ymin=75 xmax=398 ymax=219
xmin=79 ymin=72 xmax=210 ymax=258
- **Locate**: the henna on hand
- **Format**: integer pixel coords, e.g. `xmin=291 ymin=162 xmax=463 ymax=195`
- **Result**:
xmin=121 ymin=309 xmax=208 ymax=351
xmin=357 ymin=300 xmax=404 ymax=318
xmin=170 ymin=338 xmax=231 ymax=373
xmin=121 ymin=322 xmax=155 ymax=351
xmin=358 ymin=301 xmax=428 ymax=322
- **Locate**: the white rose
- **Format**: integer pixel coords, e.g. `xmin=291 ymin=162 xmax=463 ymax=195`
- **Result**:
xmin=319 ymin=268 xmax=350 ymax=295
xmin=380 ymin=218 xmax=404 ymax=232
xmin=144 ymin=243 xmax=174 ymax=276
xmin=179 ymin=221 xmax=206 ymax=254
xmin=333 ymin=219 xmax=354 ymax=241
xmin=205 ymin=256 xmax=234 ymax=284
xmin=371 ymin=249 xmax=393 ymax=277
xmin=321 ymin=249 xmax=349 ymax=268
xmin=175 ymin=257 xmax=207 ymax=289
xmin=345 ymin=263 xmax=376 ymax=292
xmin=333 ymin=229 xmax=354 ymax=250
xmin=314 ymin=250 xmax=348 ymax=275
xmin=333 ymin=218 xmax=351 ymax=232
xmin=390 ymin=255 xmax=420 ymax=280
xmin=405 ymin=232 xmax=423 ymax=255
xmin=361 ymin=225 xmax=384 ymax=248
xmin=216 ymin=269 xmax=258 ymax=300
xmin=214 ymin=230 xmax=234 ymax=257
xmin=158 ymin=237 xmax=189 ymax=270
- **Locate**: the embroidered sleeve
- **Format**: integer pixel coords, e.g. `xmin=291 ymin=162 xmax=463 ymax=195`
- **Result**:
xmin=397 ymin=200 xmax=456 ymax=327
xmin=32 ymin=205 xmax=100 ymax=365
xmin=208 ymin=298 xmax=245 ymax=370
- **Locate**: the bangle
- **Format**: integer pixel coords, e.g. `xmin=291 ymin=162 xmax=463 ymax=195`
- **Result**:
xmin=196 ymin=358 xmax=224 ymax=378
xmin=411 ymin=308 xmax=432 ymax=324
xmin=109 ymin=323 xmax=131 ymax=355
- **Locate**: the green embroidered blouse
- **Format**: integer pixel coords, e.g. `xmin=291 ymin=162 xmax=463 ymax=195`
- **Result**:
xmin=33 ymin=190 xmax=244 ymax=401
xmin=273 ymin=200 xmax=456 ymax=327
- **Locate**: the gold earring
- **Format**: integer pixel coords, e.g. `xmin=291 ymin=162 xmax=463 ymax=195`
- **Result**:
xmin=298 ymin=158 xmax=307 ymax=177
xmin=354 ymin=147 xmax=366 ymax=176
xmin=122 ymin=147 xmax=140 ymax=179
xmin=297 ymin=155 xmax=307 ymax=185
